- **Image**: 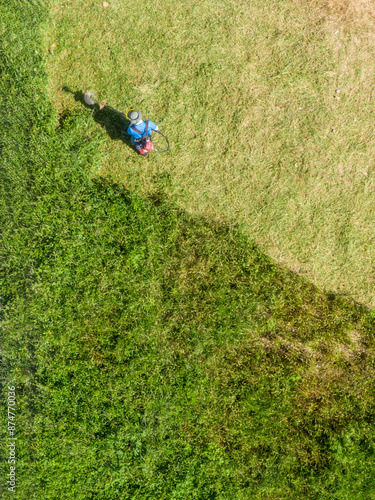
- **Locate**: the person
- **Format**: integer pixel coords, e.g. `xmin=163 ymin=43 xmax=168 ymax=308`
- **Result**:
xmin=127 ymin=110 xmax=158 ymax=157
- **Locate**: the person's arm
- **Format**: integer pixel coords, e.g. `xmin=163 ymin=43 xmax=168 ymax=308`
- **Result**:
xmin=148 ymin=121 xmax=158 ymax=132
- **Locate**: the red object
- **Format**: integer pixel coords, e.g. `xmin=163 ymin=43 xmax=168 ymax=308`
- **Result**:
xmin=145 ymin=140 xmax=153 ymax=151
xmin=135 ymin=136 xmax=153 ymax=156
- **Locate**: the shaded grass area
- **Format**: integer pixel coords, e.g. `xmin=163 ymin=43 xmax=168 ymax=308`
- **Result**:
xmin=2 ymin=2 xmax=375 ymax=499
xmin=47 ymin=0 xmax=375 ymax=306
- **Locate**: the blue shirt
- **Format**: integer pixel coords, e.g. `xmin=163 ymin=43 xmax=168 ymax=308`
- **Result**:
xmin=127 ymin=120 xmax=158 ymax=142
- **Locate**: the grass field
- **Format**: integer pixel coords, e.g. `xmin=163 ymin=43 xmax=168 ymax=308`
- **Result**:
xmin=3 ymin=0 xmax=375 ymax=498
xmin=46 ymin=0 xmax=375 ymax=307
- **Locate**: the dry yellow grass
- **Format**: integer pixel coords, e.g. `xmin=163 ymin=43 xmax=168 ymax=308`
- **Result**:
xmin=324 ymin=0 xmax=375 ymax=20
xmin=45 ymin=0 xmax=375 ymax=306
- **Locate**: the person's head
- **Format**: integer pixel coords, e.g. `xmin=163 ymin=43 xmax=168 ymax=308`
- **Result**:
xmin=128 ymin=110 xmax=143 ymax=125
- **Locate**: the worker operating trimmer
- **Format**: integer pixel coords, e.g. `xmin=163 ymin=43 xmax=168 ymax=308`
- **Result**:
xmin=126 ymin=110 xmax=158 ymax=158
xmin=83 ymin=91 xmax=169 ymax=156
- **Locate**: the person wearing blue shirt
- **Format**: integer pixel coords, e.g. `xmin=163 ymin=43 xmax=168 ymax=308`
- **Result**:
xmin=127 ymin=110 xmax=158 ymax=157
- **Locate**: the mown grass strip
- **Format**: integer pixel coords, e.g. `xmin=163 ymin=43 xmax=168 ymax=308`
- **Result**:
xmin=46 ymin=0 xmax=375 ymax=306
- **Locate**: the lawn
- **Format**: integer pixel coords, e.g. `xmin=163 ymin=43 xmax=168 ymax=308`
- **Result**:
xmin=46 ymin=0 xmax=375 ymax=306
xmin=2 ymin=1 xmax=375 ymax=499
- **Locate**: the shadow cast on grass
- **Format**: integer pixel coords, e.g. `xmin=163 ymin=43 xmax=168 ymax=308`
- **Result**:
xmin=62 ymin=86 xmax=134 ymax=150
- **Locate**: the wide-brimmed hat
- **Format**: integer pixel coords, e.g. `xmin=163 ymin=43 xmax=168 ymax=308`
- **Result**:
xmin=127 ymin=110 xmax=142 ymax=124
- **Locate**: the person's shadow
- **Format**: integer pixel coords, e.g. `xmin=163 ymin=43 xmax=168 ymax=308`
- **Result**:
xmin=62 ymin=87 xmax=133 ymax=150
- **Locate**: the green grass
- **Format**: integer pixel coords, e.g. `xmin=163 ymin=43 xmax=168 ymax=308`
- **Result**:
xmin=2 ymin=1 xmax=375 ymax=499
xmin=46 ymin=0 xmax=375 ymax=306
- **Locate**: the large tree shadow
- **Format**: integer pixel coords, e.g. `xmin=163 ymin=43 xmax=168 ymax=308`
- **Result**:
xmin=62 ymin=87 xmax=134 ymax=150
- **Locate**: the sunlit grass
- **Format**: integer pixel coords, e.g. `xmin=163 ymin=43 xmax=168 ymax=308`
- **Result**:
xmin=45 ymin=0 xmax=375 ymax=306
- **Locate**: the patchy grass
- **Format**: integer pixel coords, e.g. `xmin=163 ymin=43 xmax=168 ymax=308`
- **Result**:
xmin=2 ymin=1 xmax=375 ymax=499
xmin=46 ymin=0 xmax=375 ymax=307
